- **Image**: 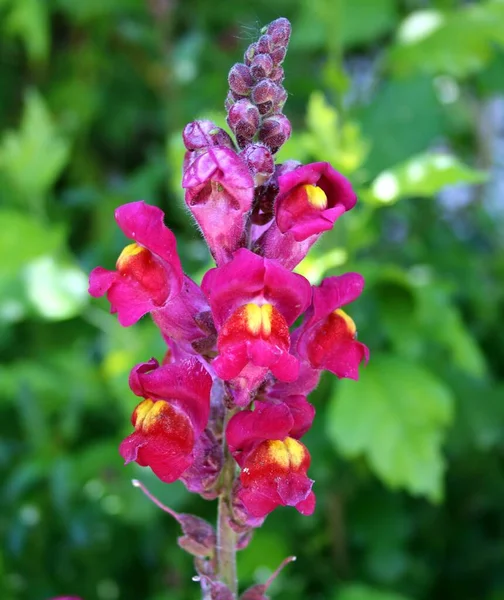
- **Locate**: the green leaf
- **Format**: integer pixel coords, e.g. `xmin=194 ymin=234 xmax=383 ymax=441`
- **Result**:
xmin=336 ymin=583 xmax=413 ymax=600
xmin=292 ymin=0 xmax=398 ymax=50
xmin=3 ymin=0 xmax=49 ymax=62
xmin=327 ymin=354 xmax=454 ymax=501
xmin=389 ymin=2 xmax=504 ymax=77
xmin=0 ymin=90 xmax=71 ymax=206
xmin=0 ymin=210 xmax=64 ymax=276
xmin=413 ymin=284 xmax=488 ymax=379
xmin=357 ymin=76 xmax=444 ymax=177
xmin=341 ymin=0 xmax=399 ymax=47
xmin=369 ymin=152 xmax=487 ymax=205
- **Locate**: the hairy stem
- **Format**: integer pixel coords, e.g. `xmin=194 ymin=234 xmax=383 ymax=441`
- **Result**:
xmin=216 ymin=440 xmax=238 ymax=596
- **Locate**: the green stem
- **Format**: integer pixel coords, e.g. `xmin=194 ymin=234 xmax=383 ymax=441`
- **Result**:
xmin=216 ymin=444 xmax=238 ymax=596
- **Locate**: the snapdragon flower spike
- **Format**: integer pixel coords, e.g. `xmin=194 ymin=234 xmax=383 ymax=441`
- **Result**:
xmin=293 ymin=273 xmax=369 ymax=380
xmin=258 ymin=162 xmax=357 ymax=269
xmin=88 ymin=201 xmax=183 ymax=325
xmin=183 ymin=147 xmax=255 ymax=265
xmin=226 ymin=403 xmax=315 ymax=521
xmin=119 ymin=358 xmax=212 ymax=484
xmin=201 ymin=248 xmax=311 ymax=405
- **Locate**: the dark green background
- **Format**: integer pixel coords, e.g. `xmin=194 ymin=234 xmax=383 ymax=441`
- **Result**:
xmin=1 ymin=1 xmax=504 ymax=599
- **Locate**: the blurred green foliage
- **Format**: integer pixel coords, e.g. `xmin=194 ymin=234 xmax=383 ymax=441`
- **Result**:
xmin=1 ymin=1 xmax=503 ymax=599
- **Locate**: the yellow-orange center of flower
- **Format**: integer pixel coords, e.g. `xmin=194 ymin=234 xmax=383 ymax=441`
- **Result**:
xmin=241 ymin=437 xmax=309 ymax=485
xmin=116 ymin=243 xmax=145 ymax=270
xmin=303 ymin=184 xmax=327 ymax=210
xmin=114 ymin=242 xmax=169 ymax=306
xmin=132 ymin=398 xmax=170 ymax=431
xmin=266 ymin=438 xmax=305 ymax=469
xmin=333 ymin=308 xmax=357 ymax=337
xmin=243 ymin=303 xmax=273 ymax=337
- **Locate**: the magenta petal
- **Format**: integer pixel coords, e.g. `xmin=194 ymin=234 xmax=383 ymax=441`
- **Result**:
xmin=263 ymin=259 xmax=312 ymax=325
xmin=119 ymin=431 xmax=146 ymax=464
xmin=130 ymin=360 xmax=212 ymax=435
xmin=183 ymin=147 xmax=254 ymax=265
xmin=141 ymin=445 xmax=194 ymax=484
xmin=226 ymin=403 xmax=294 ymax=460
xmin=283 ymin=395 xmax=315 ymax=439
xmin=277 ymin=474 xmax=313 ymax=507
xmin=311 ymin=273 xmax=365 ymax=323
xmin=88 ymin=267 xmax=116 ymax=298
xmin=106 ymin=278 xmax=157 ymax=325
xmin=323 ymin=340 xmax=369 ymax=380
xmin=202 ymin=248 xmax=311 ymax=327
xmin=248 ymin=339 xmax=281 ymax=367
xmin=275 ymin=162 xmax=356 ymax=241
xmin=269 ymin=352 xmax=299 ymax=382
xmin=129 ymin=358 xmax=160 ymax=396
xmin=213 ymin=346 xmax=249 ymax=380
xmin=296 ymin=490 xmax=316 ymax=515
xmin=201 ymin=249 xmax=267 ymax=327
xmin=115 ymin=201 xmax=183 ymax=297
xmin=238 ymin=485 xmax=279 ymax=519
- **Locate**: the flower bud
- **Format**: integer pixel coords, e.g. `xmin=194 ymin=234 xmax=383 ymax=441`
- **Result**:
xmin=270 ymin=66 xmax=284 ymax=84
xmin=258 ymin=115 xmax=291 ymax=153
xmin=250 ymin=53 xmax=274 ymax=80
xmin=273 ymin=87 xmax=288 ymax=113
xmin=270 ymin=46 xmax=287 ymax=65
xmin=267 ymin=17 xmax=291 ymax=47
xmin=244 ymin=42 xmax=257 ymax=66
xmin=228 ymin=63 xmax=254 ymax=96
xmin=241 ymin=144 xmax=274 ymax=186
xmin=251 ymin=79 xmax=281 ymax=105
xmin=227 ymin=99 xmax=260 ymax=140
xmin=256 ymin=34 xmax=273 ymax=55
xmin=176 ymin=513 xmax=216 ymax=558
xmin=183 ymin=120 xmax=234 ymax=151
xmin=224 ymin=90 xmax=235 ymax=112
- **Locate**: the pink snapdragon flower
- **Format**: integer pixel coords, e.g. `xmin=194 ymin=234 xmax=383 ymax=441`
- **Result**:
xmin=258 ymin=162 xmax=357 ymax=269
xmin=293 ymin=273 xmax=370 ymax=380
xmin=119 ymin=358 xmax=212 ymax=486
xmin=201 ymin=248 xmax=311 ymax=404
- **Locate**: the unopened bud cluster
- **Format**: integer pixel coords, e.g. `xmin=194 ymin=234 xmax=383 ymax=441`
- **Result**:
xmin=88 ymin=17 xmax=368 ymax=599
xmin=226 ymin=18 xmax=292 ymax=153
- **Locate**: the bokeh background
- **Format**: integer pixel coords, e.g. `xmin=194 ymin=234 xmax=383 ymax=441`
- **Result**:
xmin=1 ymin=0 xmax=504 ymax=599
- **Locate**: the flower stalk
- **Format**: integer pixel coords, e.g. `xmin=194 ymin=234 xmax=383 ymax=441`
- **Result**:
xmin=217 ymin=450 xmax=238 ymax=595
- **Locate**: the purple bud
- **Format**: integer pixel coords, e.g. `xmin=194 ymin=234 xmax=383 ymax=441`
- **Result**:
xmin=177 ymin=513 xmax=216 ymax=558
xmin=270 ymin=46 xmax=287 ymax=65
xmin=228 ymin=63 xmax=254 ymax=96
xmin=251 ymin=80 xmax=282 ymax=105
xmin=227 ymin=99 xmax=260 ymax=140
xmin=183 ymin=120 xmax=234 ymax=151
xmin=180 ymin=430 xmax=223 ymax=499
xmin=270 ymin=66 xmax=284 ymax=84
xmin=225 ymin=91 xmax=235 ymax=112
xmin=250 ymin=53 xmax=274 ymax=80
xmin=258 ymin=115 xmax=292 ymax=153
xmin=241 ymin=144 xmax=274 ymax=186
xmin=236 ymin=528 xmax=254 ymax=550
xmin=210 ymin=582 xmax=234 ymax=600
xmin=273 ymin=87 xmax=288 ymax=113
xmin=256 ymin=34 xmax=273 ymax=54
xmin=267 ymin=18 xmax=291 ymax=47
xmin=244 ymin=42 xmax=257 ymax=66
